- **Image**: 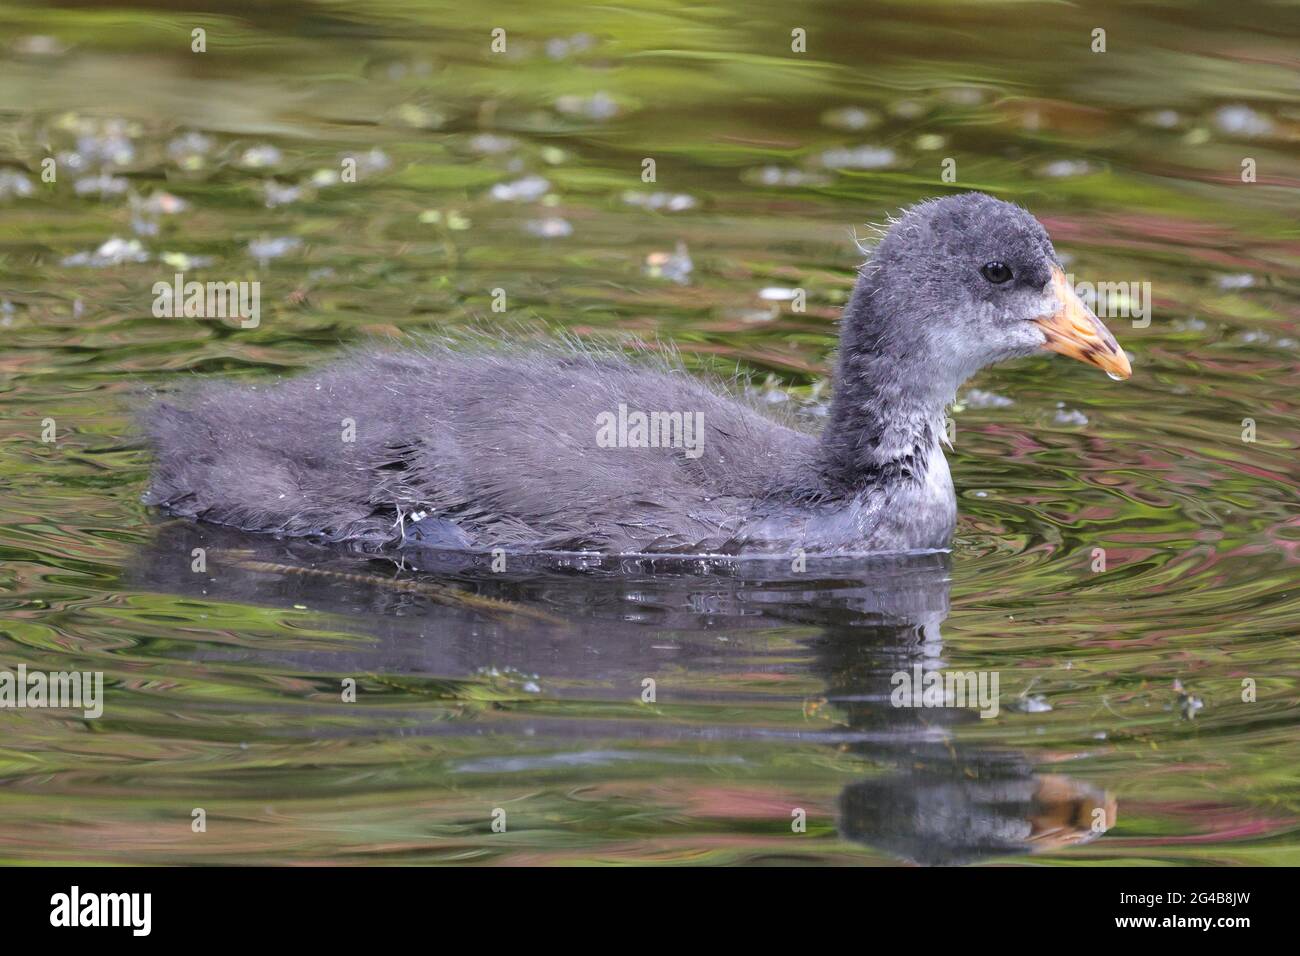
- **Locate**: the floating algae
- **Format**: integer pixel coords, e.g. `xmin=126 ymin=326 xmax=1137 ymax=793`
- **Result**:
xmin=210 ymin=551 xmax=563 ymax=625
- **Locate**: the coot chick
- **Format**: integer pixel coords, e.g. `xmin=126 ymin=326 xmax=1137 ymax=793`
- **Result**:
xmin=143 ymin=192 xmax=1130 ymax=555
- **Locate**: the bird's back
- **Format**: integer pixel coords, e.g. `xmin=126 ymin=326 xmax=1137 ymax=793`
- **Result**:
xmin=143 ymin=344 xmax=819 ymax=552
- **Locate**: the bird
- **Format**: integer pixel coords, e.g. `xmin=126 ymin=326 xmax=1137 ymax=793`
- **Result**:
xmin=142 ymin=192 xmax=1130 ymax=556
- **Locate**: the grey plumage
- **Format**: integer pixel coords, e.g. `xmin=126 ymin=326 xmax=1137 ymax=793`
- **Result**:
xmin=142 ymin=192 xmax=1098 ymax=555
xmin=144 ymin=344 xmax=823 ymax=553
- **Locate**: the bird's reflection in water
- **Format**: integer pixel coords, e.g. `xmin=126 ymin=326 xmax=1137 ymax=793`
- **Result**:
xmin=132 ymin=520 xmax=1115 ymax=865
xmin=817 ymin=624 xmax=1116 ymax=865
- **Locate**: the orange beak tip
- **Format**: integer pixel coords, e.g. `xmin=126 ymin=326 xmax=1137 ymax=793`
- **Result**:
xmin=1038 ymin=268 xmax=1133 ymax=381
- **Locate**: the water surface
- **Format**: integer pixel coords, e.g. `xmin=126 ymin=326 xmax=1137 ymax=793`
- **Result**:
xmin=0 ymin=0 xmax=1297 ymax=864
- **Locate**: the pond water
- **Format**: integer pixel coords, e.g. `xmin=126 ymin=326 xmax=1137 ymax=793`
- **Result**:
xmin=0 ymin=1 xmax=1296 ymax=865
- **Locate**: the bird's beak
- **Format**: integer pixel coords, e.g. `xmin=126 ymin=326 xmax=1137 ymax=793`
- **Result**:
xmin=1033 ymin=267 xmax=1132 ymax=379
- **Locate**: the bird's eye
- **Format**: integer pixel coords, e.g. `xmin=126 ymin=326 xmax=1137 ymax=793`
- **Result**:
xmin=980 ymin=261 xmax=1013 ymax=284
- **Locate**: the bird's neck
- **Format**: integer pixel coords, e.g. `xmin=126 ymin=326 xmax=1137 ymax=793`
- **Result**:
xmin=815 ymin=275 xmax=954 ymax=491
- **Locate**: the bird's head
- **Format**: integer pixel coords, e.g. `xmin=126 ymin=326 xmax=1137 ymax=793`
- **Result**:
xmin=850 ymin=193 xmax=1131 ymax=398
